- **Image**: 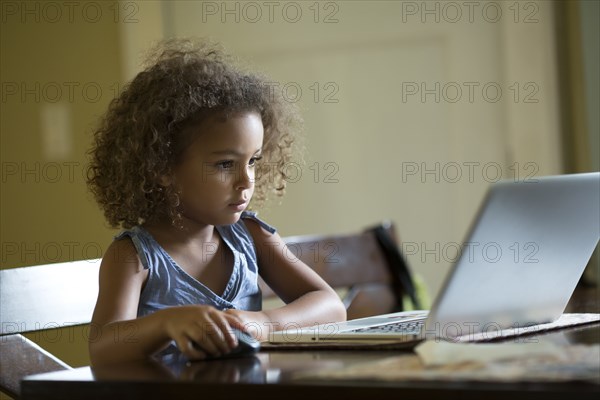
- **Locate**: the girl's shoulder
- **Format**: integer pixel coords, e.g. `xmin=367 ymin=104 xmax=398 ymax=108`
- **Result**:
xmin=217 ymin=211 xmax=277 ymax=252
xmin=98 ymin=233 xmax=147 ymax=284
xmin=112 ymin=226 xmax=155 ymax=270
xmin=238 ymin=211 xmax=277 ymax=235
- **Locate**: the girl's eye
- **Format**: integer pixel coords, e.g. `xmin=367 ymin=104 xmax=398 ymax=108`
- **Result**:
xmin=249 ymin=156 xmax=263 ymax=166
xmin=217 ymin=160 xmax=235 ymax=170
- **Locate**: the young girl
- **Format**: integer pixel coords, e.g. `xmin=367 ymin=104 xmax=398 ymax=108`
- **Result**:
xmin=86 ymin=39 xmax=346 ymax=366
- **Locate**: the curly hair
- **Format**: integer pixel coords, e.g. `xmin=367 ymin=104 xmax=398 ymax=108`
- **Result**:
xmin=87 ymin=38 xmax=302 ymax=229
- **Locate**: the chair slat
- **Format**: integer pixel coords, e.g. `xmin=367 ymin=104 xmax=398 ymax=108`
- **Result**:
xmin=0 ymin=259 xmax=100 ymax=336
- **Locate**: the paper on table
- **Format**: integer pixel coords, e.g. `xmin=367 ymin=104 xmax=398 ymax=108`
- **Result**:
xmin=415 ymin=340 xmax=567 ymax=367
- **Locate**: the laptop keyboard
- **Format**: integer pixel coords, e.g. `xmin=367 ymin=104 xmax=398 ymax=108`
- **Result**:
xmin=350 ymin=319 xmax=425 ymax=334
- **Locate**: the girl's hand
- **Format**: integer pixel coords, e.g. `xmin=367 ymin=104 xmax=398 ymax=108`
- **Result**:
xmin=224 ymin=309 xmax=271 ymax=341
xmin=160 ymin=305 xmax=246 ymax=360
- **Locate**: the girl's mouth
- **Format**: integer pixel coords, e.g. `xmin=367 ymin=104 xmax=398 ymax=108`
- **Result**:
xmin=228 ymin=200 xmax=247 ymax=211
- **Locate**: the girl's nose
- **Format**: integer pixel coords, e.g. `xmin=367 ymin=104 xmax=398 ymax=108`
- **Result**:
xmin=236 ymin=165 xmax=254 ymax=190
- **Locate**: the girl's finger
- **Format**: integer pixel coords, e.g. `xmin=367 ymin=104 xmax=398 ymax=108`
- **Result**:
xmin=186 ymin=341 xmax=207 ymax=360
xmin=174 ymin=335 xmax=205 ymax=360
xmin=201 ymin=317 xmax=237 ymax=356
xmin=223 ymin=310 xmax=248 ymax=331
xmin=206 ymin=313 xmax=238 ymax=352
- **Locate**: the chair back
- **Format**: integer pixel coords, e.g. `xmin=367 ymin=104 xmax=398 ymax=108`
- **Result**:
xmin=262 ymin=222 xmax=406 ymax=320
xmin=0 ymin=259 xmax=100 ymax=398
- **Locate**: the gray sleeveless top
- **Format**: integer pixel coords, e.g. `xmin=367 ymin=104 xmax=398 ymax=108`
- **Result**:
xmin=115 ymin=211 xmax=276 ymax=317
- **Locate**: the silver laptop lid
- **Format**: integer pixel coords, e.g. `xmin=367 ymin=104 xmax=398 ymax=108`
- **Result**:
xmin=427 ymin=172 xmax=600 ymax=337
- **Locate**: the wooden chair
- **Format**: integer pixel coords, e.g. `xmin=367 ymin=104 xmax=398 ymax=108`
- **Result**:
xmin=263 ymin=221 xmax=416 ymax=320
xmin=0 ymin=259 xmax=101 ymax=399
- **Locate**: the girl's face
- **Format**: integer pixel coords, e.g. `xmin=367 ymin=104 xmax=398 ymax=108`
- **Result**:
xmin=170 ymin=111 xmax=264 ymax=227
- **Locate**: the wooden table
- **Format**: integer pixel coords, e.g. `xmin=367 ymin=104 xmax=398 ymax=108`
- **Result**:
xmin=21 ymin=287 xmax=600 ymax=400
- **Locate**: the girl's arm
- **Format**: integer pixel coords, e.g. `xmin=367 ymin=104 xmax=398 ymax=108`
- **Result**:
xmin=227 ymin=220 xmax=347 ymax=340
xmin=89 ymin=238 xmax=243 ymax=366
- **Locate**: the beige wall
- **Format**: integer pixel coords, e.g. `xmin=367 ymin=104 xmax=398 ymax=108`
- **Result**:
xmin=0 ymin=0 xmax=596 ymax=372
xmin=1 ymin=2 xmax=122 ymax=266
xmin=1 ymin=0 xmax=123 ymax=368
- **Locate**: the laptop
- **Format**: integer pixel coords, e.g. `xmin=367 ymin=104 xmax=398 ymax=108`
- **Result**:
xmin=269 ymin=172 xmax=600 ymax=345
